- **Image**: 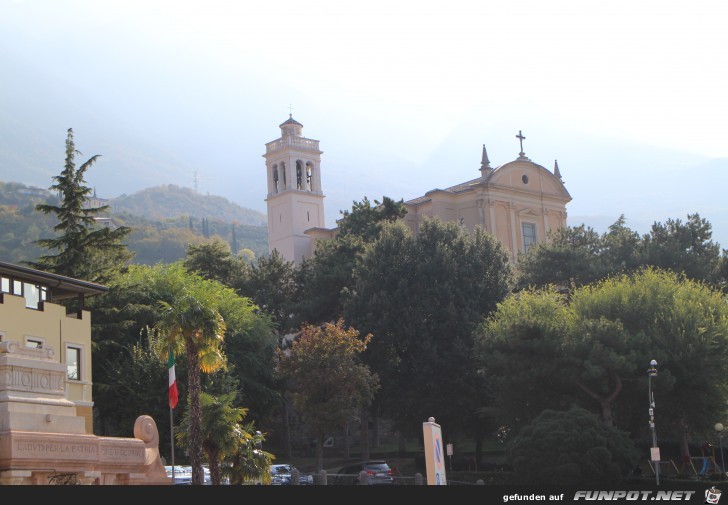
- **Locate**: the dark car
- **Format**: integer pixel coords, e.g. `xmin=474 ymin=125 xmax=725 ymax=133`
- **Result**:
xmin=332 ymin=460 xmax=396 ymax=485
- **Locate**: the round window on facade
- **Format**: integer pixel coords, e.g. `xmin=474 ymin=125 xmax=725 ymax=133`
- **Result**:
xmin=522 ymin=175 xmax=529 ymax=184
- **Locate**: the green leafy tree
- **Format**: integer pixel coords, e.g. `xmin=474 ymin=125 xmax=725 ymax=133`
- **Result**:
xmin=570 ymin=267 xmax=728 ymax=461
xmin=90 ymin=263 xmax=278 ymax=465
xmin=345 ymin=218 xmax=513 ymax=459
xmin=476 ymin=267 xmax=728 ymax=465
xmin=642 ymin=213 xmax=722 ymax=284
xmin=275 ymin=319 xmax=380 ymax=472
xmin=154 ymin=283 xmax=227 ymax=485
xmin=474 ymin=287 xmax=576 ymax=431
xmin=599 ymin=215 xmax=643 ymax=273
xmin=239 ymin=249 xmax=297 ymax=335
xmin=293 ymin=196 xmax=407 ymax=327
xmin=476 ymin=287 xmax=647 ymax=431
xmin=184 ymin=238 xmax=247 ymax=287
xmin=227 ymin=428 xmax=273 ymax=485
xmin=176 ymin=391 xmax=272 ymax=485
xmin=336 ymin=195 xmax=407 ymax=241
xmin=508 ymin=406 xmax=639 ymax=486
xmin=516 ymin=213 xmax=726 ymax=292
xmin=232 ymin=249 xmax=298 ymax=459
xmin=94 ymin=330 xmax=174 ymax=455
xmin=27 ymin=128 xmax=133 ymax=283
xmin=515 ymin=222 xmax=615 ymax=291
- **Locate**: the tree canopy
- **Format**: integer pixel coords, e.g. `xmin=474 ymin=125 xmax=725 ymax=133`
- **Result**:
xmin=516 ymin=213 xmax=726 ymax=292
xmin=275 ymin=319 xmax=379 ymax=472
xmin=476 ymin=267 xmax=728 ymax=462
xmin=28 ymin=128 xmax=133 ymax=283
xmin=345 ymin=217 xmax=513 ymax=451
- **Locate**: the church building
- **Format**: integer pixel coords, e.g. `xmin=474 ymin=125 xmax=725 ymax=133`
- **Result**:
xmin=264 ymin=117 xmax=571 ymax=265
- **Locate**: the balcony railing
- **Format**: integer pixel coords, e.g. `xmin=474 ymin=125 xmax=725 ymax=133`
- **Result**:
xmin=266 ymin=136 xmax=320 ymax=154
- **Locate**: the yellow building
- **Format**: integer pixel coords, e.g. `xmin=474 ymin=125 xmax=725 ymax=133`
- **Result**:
xmin=0 ymin=261 xmax=169 ymax=485
xmin=265 ymin=118 xmax=571 ymax=264
xmin=403 ymin=133 xmax=572 ymax=263
xmin=0 ymin=260 xmax=107 ymax=433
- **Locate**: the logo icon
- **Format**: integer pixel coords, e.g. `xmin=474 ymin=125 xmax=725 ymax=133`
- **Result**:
xmin=706 ymin=487 xmax=722 ymax=504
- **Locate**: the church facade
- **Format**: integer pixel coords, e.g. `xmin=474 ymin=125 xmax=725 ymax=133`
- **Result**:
xmin=265 ymin=118 xmax=571 ymax=265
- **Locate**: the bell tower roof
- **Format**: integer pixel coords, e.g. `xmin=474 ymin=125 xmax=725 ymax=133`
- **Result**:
xmin=280 ymin=114 xmax=303 ymax=137
xmin=280 ymin=114 xmax=303 ymax=127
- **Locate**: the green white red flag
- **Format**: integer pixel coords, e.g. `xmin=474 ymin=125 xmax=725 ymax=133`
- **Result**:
xmin=168 ymin=350 xmax=178 ymax=409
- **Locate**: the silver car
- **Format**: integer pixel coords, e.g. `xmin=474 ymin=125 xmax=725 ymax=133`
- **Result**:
xmin=269 ymin=464 xmax=313 ymax=485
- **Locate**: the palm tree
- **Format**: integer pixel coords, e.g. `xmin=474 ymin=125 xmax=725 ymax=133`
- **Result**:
xmin=155 ymin=287 xmax=227 ymax=485
xmin=177 ymin=391 xmax=260 ymax=485
xmin=226 ymin=424 xmax=274 ymax=485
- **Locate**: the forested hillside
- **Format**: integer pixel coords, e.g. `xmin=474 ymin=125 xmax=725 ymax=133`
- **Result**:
xmin=111 ymin=184 xmax=266 ymax=226
xmin=0 ymin=181 xmax=269 ymax=265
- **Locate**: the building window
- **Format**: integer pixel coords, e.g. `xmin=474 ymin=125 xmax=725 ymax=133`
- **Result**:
xmin=66 ymin=346 xmax=82 ymax=381
xmin=24 ymin=282 xmax=40 ymax=309
xmin=25 ymin=337 xmax=44 ymax=349
xmin=522 ymin=222 xmax=537 ymax=253
xmin=0 ymin=278 xmax=47 ymax=309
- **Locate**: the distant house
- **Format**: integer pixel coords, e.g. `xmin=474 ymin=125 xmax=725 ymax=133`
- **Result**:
xmin=93 ymin=217 xmax=117 ymax=230
xmin=83 ymin=188 xmax=109 ymax=210
xmin=17 ymin=186 xmax=50 ymax=198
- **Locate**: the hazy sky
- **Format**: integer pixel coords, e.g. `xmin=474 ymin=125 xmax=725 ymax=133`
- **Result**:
xmin=3 ymin=0 xmax=728 ymax=244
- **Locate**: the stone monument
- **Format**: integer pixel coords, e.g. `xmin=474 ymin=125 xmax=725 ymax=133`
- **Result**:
xmin=0 ymin=339 xmax=171 ymax=485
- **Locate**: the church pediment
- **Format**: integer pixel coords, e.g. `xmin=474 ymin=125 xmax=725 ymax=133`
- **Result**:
xmin=518 ymin=208 xmax=541 ymax=218
xmin=489 ymin=160 xmax=571 ymax=201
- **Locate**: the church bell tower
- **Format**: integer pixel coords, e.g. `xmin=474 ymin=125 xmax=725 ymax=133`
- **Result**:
xmin=264 ymin=115 xmax=326 ymax=264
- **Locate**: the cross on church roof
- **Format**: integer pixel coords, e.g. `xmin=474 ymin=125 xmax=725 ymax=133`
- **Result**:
xmin=288 ymin=104 xmax=294 ymax=116
xmin=516 ymin=130 xmax=526 ymax=157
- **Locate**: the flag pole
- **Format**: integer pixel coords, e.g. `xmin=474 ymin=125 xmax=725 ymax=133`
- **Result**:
xmin=168 ymin=348 xmax=179 ymax=482
xmin=170 ymin=405 xmax=175 ymax=480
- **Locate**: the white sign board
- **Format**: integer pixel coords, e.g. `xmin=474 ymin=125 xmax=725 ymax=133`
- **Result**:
xmin=651 ymin=447 xmax=661 ymax=462
xmin=422 ymin=418 xmax=447 ymax=485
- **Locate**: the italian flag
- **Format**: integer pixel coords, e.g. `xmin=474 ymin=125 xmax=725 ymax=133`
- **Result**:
xmin=168 ymin=350 xmax=179 ymax=409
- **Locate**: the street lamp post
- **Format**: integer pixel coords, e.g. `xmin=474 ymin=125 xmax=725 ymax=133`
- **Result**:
xmin=648 ymin=359 xmax=659 ymax=485
xmin=715 ymin=423 xmax=725 ymax=477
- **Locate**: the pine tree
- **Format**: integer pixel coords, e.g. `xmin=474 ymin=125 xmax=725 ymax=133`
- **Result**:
xmin=26 ymin=128 xmax=134 ymax=283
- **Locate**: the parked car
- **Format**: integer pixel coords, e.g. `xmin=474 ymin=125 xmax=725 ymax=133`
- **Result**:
xmin=165 ymin=465 xmax=192 ymax=485
xmin=331 ymin=460 xmax=396 ymax=485
xmin=165 ymin=465 xmax=213 ymax=485
xmin=269 ymin=464 xmax=313 ymax=485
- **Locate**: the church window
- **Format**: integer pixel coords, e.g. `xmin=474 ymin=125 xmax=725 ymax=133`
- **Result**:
xmin=273 ymin=165 xmax=279 ymax=193
xmin=281 ymin=162 xmax=286 ymax=187
xmin=307 ymin=211 xmax=310 ymax=222
xmin=522 ymin=222 xmax=537 ymax=253
xmin=522 ymin=175 xmax=529 ymax=184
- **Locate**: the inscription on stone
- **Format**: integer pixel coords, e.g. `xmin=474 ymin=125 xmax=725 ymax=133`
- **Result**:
xmin=16 ymin=441 xmax=97 ymax=456
xmin=100 ymin=446 xmax=144 ymax=458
